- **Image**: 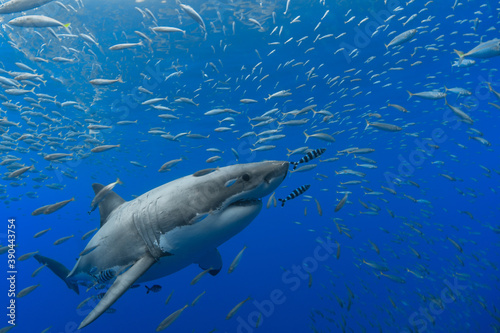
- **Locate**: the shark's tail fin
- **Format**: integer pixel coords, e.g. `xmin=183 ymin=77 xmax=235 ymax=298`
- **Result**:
xmin=34 ymin=254 xmax=80 ymax=295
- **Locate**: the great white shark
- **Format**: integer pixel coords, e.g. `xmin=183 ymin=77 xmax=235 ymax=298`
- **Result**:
xmin=36 ymin=161 xmax=288 ymax=329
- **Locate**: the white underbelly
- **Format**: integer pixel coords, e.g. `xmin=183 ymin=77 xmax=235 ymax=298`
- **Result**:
xmin=140 ymin=203 xmax=262 ymax=282
xmin=137 ymin=253 xmax=193 ymax=282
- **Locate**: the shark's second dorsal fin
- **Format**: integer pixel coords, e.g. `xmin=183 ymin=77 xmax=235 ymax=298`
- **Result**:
xmin=92 ymin=183 xmax=126 ymax=227
xmin=78 ymin=254 xmax=156 ymax=329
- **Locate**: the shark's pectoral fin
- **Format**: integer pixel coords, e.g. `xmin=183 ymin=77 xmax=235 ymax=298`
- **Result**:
xmin=195 ymin=248 xmax=222 ymax=276
xmin=92 ymin=183 xmax=126 ymax=227
xmin=78 ymin=254 xmax=156 ymax=330
xmin=33 ymin=254 xmax=79 ymax=295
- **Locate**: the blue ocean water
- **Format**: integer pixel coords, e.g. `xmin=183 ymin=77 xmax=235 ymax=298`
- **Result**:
xmin=1 ymin=0 xmax=499 ymax=332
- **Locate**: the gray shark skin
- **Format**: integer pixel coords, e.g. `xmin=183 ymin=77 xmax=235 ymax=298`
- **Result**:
xmin=64 ymin=161 xmax=288 ymax=329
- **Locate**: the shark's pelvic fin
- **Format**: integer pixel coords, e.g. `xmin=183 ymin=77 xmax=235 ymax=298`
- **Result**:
xmin=78 ymin=254 xmax=156 ymax=329
xmin=196 ymin=248 xmax=222 ymax=276
xmin=33 ymin=254 xmax=79 ymax=295
xmin=92 ymin=183 xmax=126 ymax=227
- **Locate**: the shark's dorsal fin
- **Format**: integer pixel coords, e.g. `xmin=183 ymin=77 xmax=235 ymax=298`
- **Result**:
xmin=92 ymin=183 xmax=126 ymax=227
xmin=78 ymin=254 xmax=156 ymax=330
xmin=196 ymin=248 xmax=222 ymax=276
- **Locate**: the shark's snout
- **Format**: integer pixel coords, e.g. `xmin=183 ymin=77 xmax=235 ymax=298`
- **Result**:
xmin=263 ymin=160 xmax=289 ymax=185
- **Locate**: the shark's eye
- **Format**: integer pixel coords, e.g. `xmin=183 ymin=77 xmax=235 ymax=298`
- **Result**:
xmin=242 ymin=174 xmax=251 ymax=181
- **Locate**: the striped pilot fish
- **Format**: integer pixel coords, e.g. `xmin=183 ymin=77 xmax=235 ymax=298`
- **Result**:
xmin=291 ymin=148 xmax=326 ymax=170
xmin=278 ymin=184 xmax=311 ymax=206
xmin=91 ymin=268 xmax=116 ymax=284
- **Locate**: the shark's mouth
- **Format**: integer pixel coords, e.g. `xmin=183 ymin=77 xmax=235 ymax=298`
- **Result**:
xmin=214 ymin=197 xmax=262 ymax=214
xmin=229 ymin=198 xmax=262 ymax=207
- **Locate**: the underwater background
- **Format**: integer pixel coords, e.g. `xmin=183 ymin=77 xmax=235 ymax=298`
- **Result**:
xmin=1 ymin=0 xmax=499 ymax=332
